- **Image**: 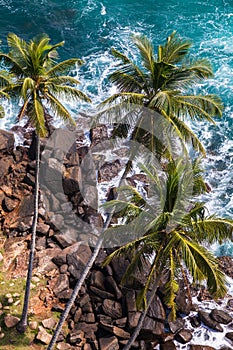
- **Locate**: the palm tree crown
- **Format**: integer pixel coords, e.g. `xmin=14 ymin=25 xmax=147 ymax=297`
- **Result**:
xmin=0 ymin=33 xmax=91 ymax=135
xmin=99 ymin=31 xmax=223 ymax=156
xmin=103 ymin=159 xmax=233 ymax=320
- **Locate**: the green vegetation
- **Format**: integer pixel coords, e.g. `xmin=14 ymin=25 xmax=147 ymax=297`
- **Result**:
xmin=99 ymin=31 xmax=223 ymax=157
xmin=0 ymin=273 xmax=44 ymax=349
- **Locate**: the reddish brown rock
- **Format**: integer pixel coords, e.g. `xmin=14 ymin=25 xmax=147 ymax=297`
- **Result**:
xmin=90 ymin=125 xmax=108 ymax=147
xmin=99 ymin=336 xmax=119 ymax=350
xmin=3 ymin=197 xmax=18 ymax=212
xmin=0 ymin=129 xmax=15 ymax=154
xmin=100 ymin=322 xmax=130 ymax=339
xmin=175 ymin=329 xmax=192 ymax=344
xmin=126 ymin=290 xmax=137 ymax=312
xmin=98 ymin=160 xmax=121 ymax=182
xmin=69 ymin=329 xmax=86 ymax=346
xmin=4 ymin=315 xmax=20 ymax=328
xmin=128 ymin=311 xmax=141 ymax=329
xmin=90 ymin=270 xmax=105 ymax=290
xmin=148 ymin=294 xmax=166 ymax=322
xmin=36 ymin=326 xmax=52 ymax=344
xmin=42 ymin=317 xmax=56 ymax=329
xmin=168 ymin=318 xmax=185 ymax=334
xmin=102 ymin=299 xmax=122 ymax=319
xmin=160 ymin=341 xmax=177 ymax=350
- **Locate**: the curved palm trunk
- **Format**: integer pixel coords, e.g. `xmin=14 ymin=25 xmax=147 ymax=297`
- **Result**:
xmin=47 ymin=162 xmax=132 ymax=349
xmin=123 ymin=277 xmax=159 ymax=350
xmin=17 ymin=134 xmax=40 ymax=333
xmin=47 ymin=214 xmax=112 ymax=350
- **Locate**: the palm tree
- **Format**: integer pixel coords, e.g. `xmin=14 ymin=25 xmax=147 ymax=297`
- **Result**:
xmin=98 ymin=31 xmax=223 ymax=157
xmin=0 ymin=33 xmax=91 ymax=333
xmin=47 ymin=32 xmax=224 ymax=349
xmin=102 ymin=159 xmax=233 ymax=350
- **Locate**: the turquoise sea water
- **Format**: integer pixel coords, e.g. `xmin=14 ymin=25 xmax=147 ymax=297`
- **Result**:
xmin=0 ymin=0 xmax=233 ymax=253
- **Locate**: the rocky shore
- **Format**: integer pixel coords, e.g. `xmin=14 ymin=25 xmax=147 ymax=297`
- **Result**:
xmin=0 ymin=127 xmax=233 ymax=350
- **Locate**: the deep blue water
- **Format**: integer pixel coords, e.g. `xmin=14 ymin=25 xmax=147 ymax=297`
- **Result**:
xmin=0 ymin=0 xmax=233 ymax=254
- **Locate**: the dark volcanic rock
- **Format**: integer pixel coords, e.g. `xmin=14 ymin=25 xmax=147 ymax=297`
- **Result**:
xmin=0 ymin=129 xmax=15 ymax=153
xmin=99 ymin=322 xmax=130 ymax=339
xmin=90 ymin=270 xmax=105 ymax=290
xmin=74 ymin=322 xmax=98 ymax=341
xmin=90 ymin=125 xmax=108 ymax=147
xmin=111 ymin=256 xmax=130 ymax=284
xmin=140 ymin=316 xmax=164 ymax=339
xmin=53 ymin=274 xmax=70 ymax=296
xmin=160 ymin=341 xmax=177 ymax=350
xmin=189 ymin=315 xmax=201 ymax=328
xmin=175 ymin=286 xmax=192 ymax=314
xmin=98 ymin=160 xmax=121 ymax=182
xmin=99 ymin=336 xmax=119 ymax=350
xmin=174 ymin=329 xmax=192 ymax=344
xmin=225 ymin=331 xmax=233 ymax=341
xmin=3 ymin=197 xmax=18 ymax=212
xmin=198 ymin=310 xmax=223 ymax=332
xmin=147 ymin=294 xmax=166 ymax=322
xmin=168 ymin=318 xmax=185 ymax=334
xmin=125 ymin=290 xmax=137 ymax=312
xmin=90 ymin=286 xmax=115 ymax=300
xmin=4 ymin=195 xmax=34 ymax=230
xmin=105 ymin=276 xmax=122 ymax=300
xmin=102 ymin=299 xmax=122 ymax=319
xmin=69 ymin=329 xmax=86 ymax=346
xmin=210 ymin=309 xmax=232 ymax=324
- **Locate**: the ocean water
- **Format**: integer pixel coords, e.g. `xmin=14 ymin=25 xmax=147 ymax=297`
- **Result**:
xmin=0 ymin=0 xmax=233 ymax=253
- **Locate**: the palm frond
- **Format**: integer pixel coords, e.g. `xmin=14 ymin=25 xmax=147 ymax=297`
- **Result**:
xmin=46 ymin=58 xmax=83 ymax=76
xmin=159 ymin=31 xmax=192 ymax=65
xmin=7 ymin=33 xmax=28 ymax=61
xmin=111 ymin=48 xmax=147 ymax=87
xmin=0 ymin=53 xmax=26 ymax=76
xmin=109 ymin=70 xmax=144 ymax=93
xmin=192 ymin=217 xmax=233 ymax=244
xmin=176 ymin=94 xmax=223 ymax=121
xmin=132 ymin=35 xmax=155 ymax=74
xmin=163 ymin=251 xmax=179 ymax=320
xmin=45 ymin=92 xmax=75 ymax=127
xmin=29 ymin=92 xmax=46 ymax=136
xmin=48 ymin=84 xmax=91 ymax=103
xmin=170 ymin=114 xmax=206 ymax=156
xmin=176 ymin=232 xmax=227 ymax=297
xmin=47 ymin=75 xmax=81 ymax=86
xmin=21 ymin=77 xmax=35 ymax=99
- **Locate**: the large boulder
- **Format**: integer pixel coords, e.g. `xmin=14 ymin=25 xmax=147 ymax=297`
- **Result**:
xmin=198 ymin=310 xmax=223 ymax=332
xmin=0 ymin=129 xmax=15 ymax=154
xmin=3 ymin=195 xmax=34 ymax=231
xmin=210 ymin=309 xmax=232 ymax=324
